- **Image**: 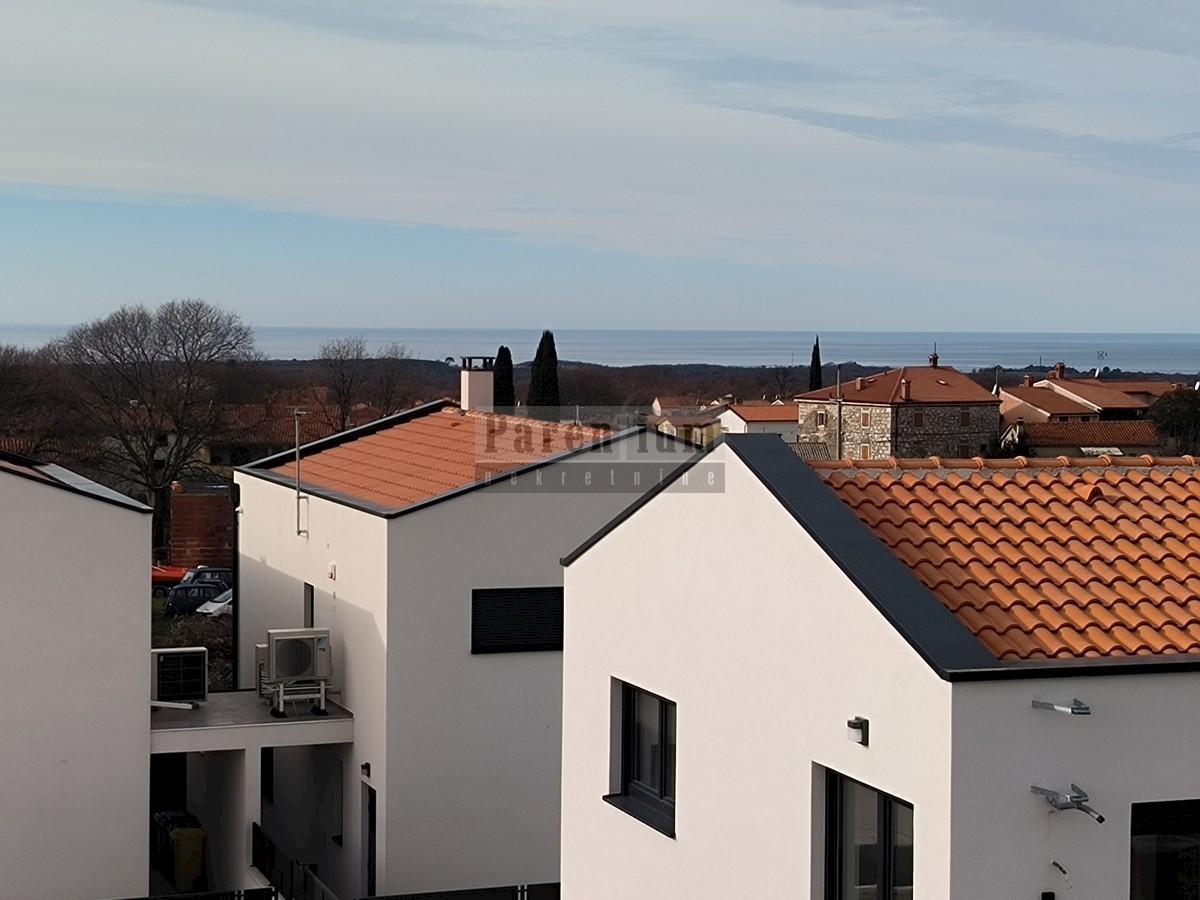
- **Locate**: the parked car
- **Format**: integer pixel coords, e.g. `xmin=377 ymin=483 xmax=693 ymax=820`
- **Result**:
xmin=164 ymin=582 xmax=227 ymax=617
xmin=151 ymin=564 xmax=190 ymax=601
xmin=179 ymin=566 xmax=233 ymax=590
xmin=196 ymin=589 xmax=233 ymax=617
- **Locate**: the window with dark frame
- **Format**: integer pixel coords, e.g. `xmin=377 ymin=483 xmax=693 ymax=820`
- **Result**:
xmin=603 ymin=682 xmax=676 ymax=837
xmin=912 ymin=411 xmax=924 ymax=428
xmin=1131 ymin=798 xmax=1200 ymax=898
xmin=825 ymin=770 xmax=913 ymax=900
xmin=960 ymin=409 xmax=971 ymax=427
xmin=817 ymin=411 xmax=827 ymax=427
xmin=471 ymin=587 xmax=563 ymax=653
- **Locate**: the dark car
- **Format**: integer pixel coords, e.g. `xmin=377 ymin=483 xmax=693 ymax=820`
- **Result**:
xmin=164 ymin=582 xmax=227 ymax=617
xmin=179 ymin=566 xmax=233 ymax=590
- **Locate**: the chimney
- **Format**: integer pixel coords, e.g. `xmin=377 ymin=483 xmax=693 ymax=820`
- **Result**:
xmin=1050 ymin=362 xmax=1065 ymax=380
xmin=899 ymin=378 xmax=911 ymax=401
xmin=1023 ymin=374 xmax=1034 ymax=388
xmin=928 ymin=350 xmax=939 ymax=368
xmin=855 ymin=376 xmax=864 ymax=391
xmin=460 ymin=356 xmax=495 ymax=412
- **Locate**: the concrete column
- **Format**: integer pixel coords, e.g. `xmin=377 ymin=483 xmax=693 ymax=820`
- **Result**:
xmin=237 ymin=744 xmax=272 ymax=889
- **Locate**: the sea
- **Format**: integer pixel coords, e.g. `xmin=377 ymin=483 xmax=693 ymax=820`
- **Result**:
xmin=4 ymin=324 xmax=1200 ymax=374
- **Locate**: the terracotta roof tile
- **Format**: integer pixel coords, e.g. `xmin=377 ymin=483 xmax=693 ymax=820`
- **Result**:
xmin=813 ymin=457 xmax=1200 ymax=661
xmin=1000 ymin=386 xmax=1094 ymax=416
xmin=1038 ymin=380 xmax=1149 ymax=411
xmin=268 ymin=406 xmax=606 ymax=511
xmin=796 ymin=365 xmax=999 ymax=405
xmin=1020 ymin=420 xmax=1161 ymax=449
xmin=727 ymin=404 xmax=799 ymax=422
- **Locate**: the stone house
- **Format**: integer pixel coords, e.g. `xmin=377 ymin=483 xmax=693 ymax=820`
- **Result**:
xmin=794 ymin=354 xmax=1001 ymax=460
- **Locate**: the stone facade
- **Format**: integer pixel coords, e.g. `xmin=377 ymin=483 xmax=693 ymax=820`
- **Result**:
xmin=797 ymin=400 xmax=1000 ymax=460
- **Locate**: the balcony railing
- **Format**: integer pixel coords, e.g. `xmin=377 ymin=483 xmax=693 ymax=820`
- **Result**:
xmin=252 ymin=822 xmax=339 ymax=900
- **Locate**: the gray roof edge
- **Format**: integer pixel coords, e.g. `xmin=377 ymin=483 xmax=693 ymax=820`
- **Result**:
xmin=724 ymin=434 xmax=1000 ymax=680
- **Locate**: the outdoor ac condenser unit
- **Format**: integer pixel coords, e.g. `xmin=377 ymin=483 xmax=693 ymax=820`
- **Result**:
xmin=151 ymin=646 xmax=208 ymax=704
xmin=266 ymin=627 xmax=332 ymax=684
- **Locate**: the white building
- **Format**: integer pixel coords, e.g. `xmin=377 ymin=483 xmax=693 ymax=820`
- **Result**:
xmin=716 ymin=402 xmax=799 ymax=442
xmin=0 ymin=451 xmax=152 ymax=900
xmin=235 ymin=367 xmax=694 ymax=899
xmin=561 ymin=435 xmax=1200 ymax=899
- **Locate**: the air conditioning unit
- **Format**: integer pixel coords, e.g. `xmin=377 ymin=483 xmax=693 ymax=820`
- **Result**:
xmin=266 ymin=628 xmax=332 ymax=684
xmin=151 ymin=647 xmax=208 ymax=704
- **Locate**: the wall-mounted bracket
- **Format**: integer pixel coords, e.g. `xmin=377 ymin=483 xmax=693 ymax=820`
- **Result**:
xmin=1032 ymin=697 xmax=1090 ymax=716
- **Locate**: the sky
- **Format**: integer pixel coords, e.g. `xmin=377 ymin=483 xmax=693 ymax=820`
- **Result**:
xmin=1 ymin=0 xmax=1198 ymax=333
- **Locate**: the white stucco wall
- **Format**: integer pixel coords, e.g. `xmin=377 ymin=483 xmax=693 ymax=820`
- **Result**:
xmin=0 ymin=474 xmax=151 ymax=900
xmin=718 ymin=410 xmax=799 ymax=442
xmin=951 ymin=671 xmax=1200 ymax=898
xmin=237 ymin=429 xmax=693 ymax=897
xmin=560 ymin=443 xmax=955 ymax=898
xmin=235 ymin=473 xmax=388 ymax=899
xmin=383 ymin=431 xmax=693 ymax=894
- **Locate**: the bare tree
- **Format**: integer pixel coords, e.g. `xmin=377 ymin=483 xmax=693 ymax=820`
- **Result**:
xmin=373 ymin=341 xmax=416 ymax=415
xmin=53 ymin=299 xmax=258 ymax=548
xmin=0 ymin=344 xmax=77 ymax=455
xmin=317 ymin=336 xmax=371 ymax=430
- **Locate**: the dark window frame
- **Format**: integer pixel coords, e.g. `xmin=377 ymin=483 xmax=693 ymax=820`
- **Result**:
xmin=912 ymin=410 xmax=924 ymax=428
xmin=471 ymin=587 xmax=564 ymax=654
xmin=824 ymin=770 xmax=913 ymax=900
xmin=603 ymin=682 xmax=676 ymax=837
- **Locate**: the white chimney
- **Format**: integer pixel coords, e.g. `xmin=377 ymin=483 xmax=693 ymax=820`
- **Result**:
xmin=460 ymin=356 xmax=495 ymax=412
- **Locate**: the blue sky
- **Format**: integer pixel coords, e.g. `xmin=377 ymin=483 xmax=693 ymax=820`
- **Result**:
xmin=1 ymin=0 xmax=1198 ymax=331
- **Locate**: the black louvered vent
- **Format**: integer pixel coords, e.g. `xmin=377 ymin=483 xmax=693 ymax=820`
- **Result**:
xmin=156 ymin=650 xmax=207 ymax=702
xmin=471 ymin=587 xmax=564 ymax=654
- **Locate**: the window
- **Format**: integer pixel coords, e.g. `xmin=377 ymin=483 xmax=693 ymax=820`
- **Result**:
xmin=957 ymin=444 xmax=969 ymax=458
xmin=261 ymin=747 xmax=274 ymax=804
xmin=304 ymin=583 xmax=315 ymax=628
xmin=604 ymin=682 xmax=676 ymax=836
xmin=912 ymin=411 xmax=924 ymax=428
xmin=1081 ymin=415 xmax=1092 ymax=422
xmin=1132 ymin=798 xmax=1200 ymax=899
xmin=826 ymin=771 xmax=913 ymax=900
xmin=816 ymin=411 xmax=827 ymax=427
xmin=471 ymin=587 xmax=564 ymax=653
xmin=859 ymin=444 xmax=870 ymax=460
xmin=860 ymin=411 xmax=871 ymax=427
xmin=960 ymin=410 xmax=971 ymax=427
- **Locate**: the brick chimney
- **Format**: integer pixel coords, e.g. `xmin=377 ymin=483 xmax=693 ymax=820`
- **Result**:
xmin=1049 ymin=362 xmax=1065 ymax=380
xmin=899 ymin=378 xmax=911 ymax=401
xmin=1023 ymin=374 xmax=1035 ymax=388
xmin=855 ymin=376 xmax=864 ymax=391
xmin=460 ymin=356 xmax=495 ymax=412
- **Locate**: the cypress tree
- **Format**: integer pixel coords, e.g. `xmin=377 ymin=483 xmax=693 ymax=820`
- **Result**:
xmin=808 ymin=336 xmax=823 ymax=392
xmin=527 ymin=330 xmax=560 ymax=417
xmin=493 ymin=345 xmax=515 ymax=411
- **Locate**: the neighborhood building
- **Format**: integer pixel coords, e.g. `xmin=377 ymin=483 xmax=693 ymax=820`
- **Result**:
xmin=793 ymin=354 xmax=1001 ymax=460
xmin=234 ymin=360 xmax=695 ymax=898
xmin=1028 ymin=365 xmax=1179 ymax=419
xmin=717 ymin=402 xmax=800 ymax=442
xmin=561 ymin=435 xmax=1200 ymax=898
xmin=1000 ymin=419 xmax=1163 ymax=458
xmin=0 ymin=451 xmax=152 ymax=900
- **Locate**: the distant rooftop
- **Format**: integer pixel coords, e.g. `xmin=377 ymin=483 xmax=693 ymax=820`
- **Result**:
xmin=0 ymin=450 xmax=149 ymax=513
xmin=796 ymin=365 xmax=998 ymax=406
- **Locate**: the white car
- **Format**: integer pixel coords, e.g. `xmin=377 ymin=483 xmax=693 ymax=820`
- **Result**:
xmin=195 ymin=588 xmax=233 ymax=617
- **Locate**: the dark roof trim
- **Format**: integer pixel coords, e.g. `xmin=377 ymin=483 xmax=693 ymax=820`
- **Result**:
xmin=0 ymin=450 xmax=151 ymax=514
xmin=561 ymin=445 xmax=709 ymax=567
xmin=241 ymin=398 xmax=455 ymax=470
xmin=945 ymin=652 xmax=1200 ymax=681
xmin=241 ymin=424 xmax=692 ymax=521
xmin=724 ymin=435 xmax=1000 ymax=680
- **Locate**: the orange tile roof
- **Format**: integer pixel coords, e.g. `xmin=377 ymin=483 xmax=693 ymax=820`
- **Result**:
xmin=266 ymin=405 xmax=607 ymax=511
xmin=727 ymin=404 xmax=798 ymax=422
xmin=812 ymin=456 xmax=1200 ymax=661
xmin=1001 ymin=386 xmax=1093 ymax=416
xmin=1021 ymin=420 xmax=1161 ymax=449
xmin=796 ymin=366 xmax=998 ymax=405
xmin=1073 ymin=379 xmax=1181 ymax=400
xmin=1039 ymin=380 xmax=1148 ymax=411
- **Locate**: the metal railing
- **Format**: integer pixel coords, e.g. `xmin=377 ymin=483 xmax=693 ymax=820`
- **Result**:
xmin=111 ymin=891 xmax=277 ymax=900
xmin=252 ymin=822 xmax=340 ymax=900
xmin=368 ymin=884 xmax=559 ymax=900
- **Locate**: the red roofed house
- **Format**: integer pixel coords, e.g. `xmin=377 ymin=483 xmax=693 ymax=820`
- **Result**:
xmin=717 ymin=402 xmax=800 ymax=442
xmin=561 ymin=435 xmax=1200 ymax=899
xmin=794 ymin=353 xmax=1001 ymax=460
xmin=234 ymin=359 xmax=694 ymax=899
